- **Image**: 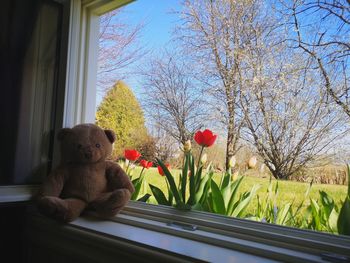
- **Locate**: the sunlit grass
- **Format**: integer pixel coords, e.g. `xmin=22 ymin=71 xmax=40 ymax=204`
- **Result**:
xmin=129 ymin=166 xmax=347 ymax=216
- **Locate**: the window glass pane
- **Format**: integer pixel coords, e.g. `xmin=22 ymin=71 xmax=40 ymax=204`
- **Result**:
xmin=0 ymin=0 xmax=63 ymax=184
xmin=95 ymin=0 xmax=350 ymax=236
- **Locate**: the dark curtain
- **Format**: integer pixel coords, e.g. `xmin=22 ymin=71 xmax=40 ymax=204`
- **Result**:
xmin=0 ymin=0 xmax=41 ymax=183
xmin=0 ymin=0 xmax=62 ymax=184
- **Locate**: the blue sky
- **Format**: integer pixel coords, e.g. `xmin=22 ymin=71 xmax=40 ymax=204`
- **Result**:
xmin=123 ymin=0 xmax=180 ymax=50
xmin=96 ymin=0 xmax=181 ymax=106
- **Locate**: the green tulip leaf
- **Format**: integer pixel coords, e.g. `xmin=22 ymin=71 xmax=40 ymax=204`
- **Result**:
xmin=195 ymin=166 xmax=203 ymax=191
xmin=319 ymin=190 xmax=334 ymax=216
xmin=222 ymin=184 xmax=232 ymax=208
xmin=192 ymin=203 xmax=203 ymax=211
xmin=227 ymin=176 xmax=244 ymax=216
xmin=132 ymin=178 xmax=138 ymax=185
xmin=166 ymin=180 xmax=174 ymax=206
xmin=210 ymin=180 xmax=226 ymax=215
xmin=131 ymin=179 xmax=143 ymax=200
xmin=328 ymin=208 xmax=339 ymax=233
xmin=188 ymin=154 xmax=196 ymax=205
xmin=157 ymin=158 xmax=182 ymax=205
xmin=149 ymin=184 xmax=169 ymax=205
xmin=194 ymin=171 xmax=213 ymax=204
xmin=276 ymin=203 xmax=291 ymax=225
xmin=347 ymin=164 xmax=350 ymax=197
xmin=338 ymin=196 xmax=350 ymax=235
xmin=310 ymin=199 xmax=321 ymax=230
xmin=231 ymin=184 xmax=260 ymax=218
xmin=181 ymin=153 xmax=189 ymax=202
xmin=137 ymin=193 xmax=151 ymax=202
xmin=220 ymin=170 xmax=231 ymax=190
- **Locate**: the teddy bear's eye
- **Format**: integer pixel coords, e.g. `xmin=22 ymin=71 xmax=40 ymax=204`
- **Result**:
xmin=77 ymin=144 xmax=82 ymax=149
xmin=95 ymin=143 xmax=101 ymax=148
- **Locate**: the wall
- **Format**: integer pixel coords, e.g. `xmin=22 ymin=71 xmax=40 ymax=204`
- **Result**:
xmin=0 ymin=205 xmax=27 ymax=263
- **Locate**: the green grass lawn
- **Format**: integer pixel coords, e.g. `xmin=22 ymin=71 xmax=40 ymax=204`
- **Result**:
xmin=130 ymin=166 xmax=348 ymax=216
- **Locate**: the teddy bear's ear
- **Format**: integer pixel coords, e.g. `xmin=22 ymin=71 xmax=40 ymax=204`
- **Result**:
xmin=57 ymin=128 xmax=72 ymax=141
xmin=104 ymin=129 xmax=116 ymax=143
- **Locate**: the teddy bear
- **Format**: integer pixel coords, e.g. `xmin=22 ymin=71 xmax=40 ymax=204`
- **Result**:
xmin=36 ymin=123 xmax=135 ymax=222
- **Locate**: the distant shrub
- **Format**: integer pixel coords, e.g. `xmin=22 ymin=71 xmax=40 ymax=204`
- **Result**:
xmin=291 ymin=165 xmax=347 ymax=185
xmin=96 ymin=80 xmax=149 ymax=158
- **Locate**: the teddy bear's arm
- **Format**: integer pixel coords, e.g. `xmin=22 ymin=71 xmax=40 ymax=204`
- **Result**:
xmin=36 ymin=167 xmax=67 ymax=199
xmin=105 ymin=161 xmax=135 ymax=194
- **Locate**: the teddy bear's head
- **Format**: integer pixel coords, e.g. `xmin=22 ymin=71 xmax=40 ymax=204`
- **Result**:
xmin=57 ymin=123 xmax=116 ymax=164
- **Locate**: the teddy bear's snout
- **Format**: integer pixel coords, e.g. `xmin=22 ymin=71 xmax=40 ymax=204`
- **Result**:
xmin=82 ymin=146 xmax=93 ymax=159
xmin=84 ymin=152 xmax=92 ymax=159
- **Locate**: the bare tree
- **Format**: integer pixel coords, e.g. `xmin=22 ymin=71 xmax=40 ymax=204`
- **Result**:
xmin=177 ymin=0 xmax=269 ymax=169
xmin=140 ymin=50 xmax=207 ymax=145
xmin=241 ymin=41 xmax=347 ymax=180
xmin=150 ymin=123 xmax=179 ymax=163
xmin=282 ymin=0 xmax=350 ymax=117
xmin=98 ymin=8 xmax=146 ymax=92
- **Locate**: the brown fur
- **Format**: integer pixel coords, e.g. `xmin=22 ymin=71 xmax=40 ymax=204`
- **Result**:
xmin=36 ymin=123 xmax=134 ymax=222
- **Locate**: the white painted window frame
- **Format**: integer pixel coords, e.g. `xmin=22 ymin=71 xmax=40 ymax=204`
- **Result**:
xmin=63 ymin=0 xmax=134 ymax=127
xmin=1 ymin=185 xmax=349 ymax=261
xmin=38 ymin=0 xmax=350 ymax=261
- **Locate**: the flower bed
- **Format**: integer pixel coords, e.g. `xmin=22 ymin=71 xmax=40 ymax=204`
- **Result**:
xmin=120 ymin=129 xmax=350 ymax=235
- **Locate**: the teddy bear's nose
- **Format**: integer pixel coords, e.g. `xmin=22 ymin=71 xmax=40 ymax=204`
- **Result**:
xmin=84 ymin=146 xmax=92 ymax=159
xmin=84 ymin=152 xmax=92 ymax=159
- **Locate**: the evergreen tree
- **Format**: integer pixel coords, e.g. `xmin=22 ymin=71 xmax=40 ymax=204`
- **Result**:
xmin=96 ymin=80 xmax=150 ymax=158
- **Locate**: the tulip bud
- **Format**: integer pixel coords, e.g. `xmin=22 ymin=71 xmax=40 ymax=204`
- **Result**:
xmin=232 ymin=170 xmax=239 ymax=181
xmin=200 ymin=153 xmax=208 ymax=165
xmin=120 ymin=159 xmax=129 ymax=170
xmin=183 ymin=140 xmax=192 ymax=152
xmin=248 ymin=156 xmax=257 ymax=169
xmin=260 ymin=164 xmax=265 ymax=173
xmin=228 ymin=156 xmax=236 ymax=168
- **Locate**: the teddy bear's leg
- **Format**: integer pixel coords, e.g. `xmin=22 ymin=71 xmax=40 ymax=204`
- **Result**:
xmin=63 ymin=198 xmax=87 ymax=222
xmin=38 ymin=196 xmax=86 ymax=222
xmin=37 ymin=196 xmax=68 ymax=220
xmin=89 ymin=189 xmax=131 ymax=217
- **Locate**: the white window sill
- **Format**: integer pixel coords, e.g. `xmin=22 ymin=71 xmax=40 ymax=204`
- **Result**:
xmin=0 ymin=185 xmax=38 ymax=204
xmin=2 ymin=185 xmax=350 ymax=262
xmin=72 ymin=215 xmax=275 ymax=262
xmin=26 ymin=207 xmax=350 ymax=263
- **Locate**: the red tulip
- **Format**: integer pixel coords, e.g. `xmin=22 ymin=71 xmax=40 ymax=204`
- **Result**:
xmin=124 ymin=149 xmax=141 ymax=161
xmin=194 ymin=129 xmax=217 ymax=147
xmin=140 ymin=159 xmax=153 ymax=169
xmin=157 ymin=164 xmax=170 ymax=176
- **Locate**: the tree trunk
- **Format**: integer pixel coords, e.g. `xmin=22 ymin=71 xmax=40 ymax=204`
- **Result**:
xmin=225 ymin=102 xmax=235 ymax=171
xmin=272 ymin=168 xmax=288 ymax=180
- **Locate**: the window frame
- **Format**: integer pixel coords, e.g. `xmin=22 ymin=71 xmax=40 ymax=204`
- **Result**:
xmin=62 ymin=0 xmax=135 ymax=128
xmin=1 ymin=184 xmax=349 ymax=261
xmin=24 ymin=0 xmax=350 ymax=261
xmin=123 ymin=201 xmax=350 ymax=261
